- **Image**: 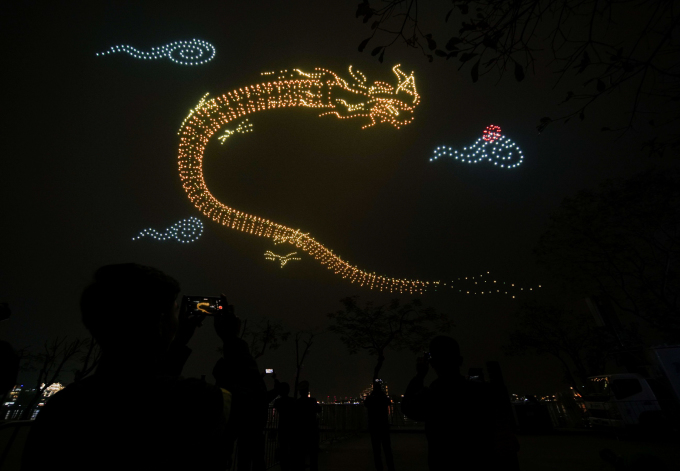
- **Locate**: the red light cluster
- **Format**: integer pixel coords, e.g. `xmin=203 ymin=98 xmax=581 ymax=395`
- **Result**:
xmin=483 ymin=124 xmax=502 ymax=142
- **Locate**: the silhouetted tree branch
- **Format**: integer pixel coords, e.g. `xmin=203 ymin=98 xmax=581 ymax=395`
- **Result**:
xmin=293 ymin=331 xmax=316 ymax=399
xmin=21 ymin=337 xmax=84 ymax=419
xmin=535 ymin=169 xmax=680 ymax=340
xmin=240 ymin=318 xmax=291 ymax=360
xmin=355 ymin=0 xmax=680 ymax=153
xmin=502 ymin=302 xmax=620 ymax=394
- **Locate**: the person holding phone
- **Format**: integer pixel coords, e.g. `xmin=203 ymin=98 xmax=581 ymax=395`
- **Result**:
xmin=401 ymin=336 xmax=519 ymax=471
xmin=21 ymin=263 xmax=229 ymax=471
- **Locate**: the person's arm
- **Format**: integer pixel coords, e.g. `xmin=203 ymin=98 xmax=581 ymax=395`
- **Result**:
xmin=160 ymin=297 xmax=205 ymax=377
xmin=212 ymin=295 xmax=265 ymax=396
xmin=486 ymin=384 xmax=520 ymax=454
xmin=401 ymin=356 xmax=430 ymax=422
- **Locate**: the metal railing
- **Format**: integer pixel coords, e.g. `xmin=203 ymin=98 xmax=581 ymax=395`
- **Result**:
xmin=263 ymin=405 xmax=280 ymax=468
xmin=1 ymin=403 xmax=419 ymax=470
xmin=259 ymin=403 xmax=422 ymax=469
xmin=584 ymin=399 xmax=668 ymax=426
xmin=544 ymin=401 xmax=587 ymax=428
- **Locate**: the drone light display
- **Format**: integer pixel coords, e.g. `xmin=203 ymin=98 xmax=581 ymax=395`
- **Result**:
xmin=132 ymin=217 xmax=204 ymax=243
xmin=264 ymin=251 xmax=302 ymax=268
xmin=177 ymin=66 xmax=538 ymax=294
xmin=97 ymin=39 xmax=216 ymax=66
xmin=218 ymin=119 xmax=253 ymax=143
xmin=436 ymin=272 xmax=541 ymax=298
xmin=179 ymin=93 xmax=210 ymax=135
xmin=431 ymin=125 xmax=524 ymax=169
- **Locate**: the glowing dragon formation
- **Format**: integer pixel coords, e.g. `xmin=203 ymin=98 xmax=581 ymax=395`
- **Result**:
xmin=176 ymin=66 xmax=534 ymax=294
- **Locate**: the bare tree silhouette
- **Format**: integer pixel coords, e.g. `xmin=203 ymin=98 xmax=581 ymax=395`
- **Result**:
xmin=240 ymin=318 xmax=291 ymax=360
xmin=21 ymin=337 xmax=84 ymax=419
xmin=294 ymin=331 xmax=316 ymax=399
xmin=535 ymin=169 xmax=680 ymax=339
xmin=328 ymin=296 xmax=451 ymax=381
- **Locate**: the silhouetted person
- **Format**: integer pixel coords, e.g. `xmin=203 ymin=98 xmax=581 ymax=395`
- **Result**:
xmin=364 ymin=380 xmax=396 ymax=471
xmin=267 ymin=371 xmax=283 ymax=403
xmin=273 ymin=380 xmax=296 ymax=471
xmin=212 ymin=295 xmax=268 ymax=471
xmin=401 ymin=336 xmax=519 ymax=470
xmin=21 ymin=263 xmax=229 ymax=471
xmin=294 ymin=380 xmax=321 ymax=471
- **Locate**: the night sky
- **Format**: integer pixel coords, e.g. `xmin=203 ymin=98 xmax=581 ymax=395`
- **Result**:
xmin=2 ymin=1 xmax=657 ymax=398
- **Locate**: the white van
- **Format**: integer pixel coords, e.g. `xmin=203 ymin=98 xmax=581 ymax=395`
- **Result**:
xmin=584 ymin=374 xmax=661 ymax=427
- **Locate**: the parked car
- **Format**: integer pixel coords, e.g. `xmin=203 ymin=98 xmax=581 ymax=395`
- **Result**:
xmin=584 ymin=345 xmax=680 ymax=428
xmin=584 ymin=373 xmax=661 ymax=427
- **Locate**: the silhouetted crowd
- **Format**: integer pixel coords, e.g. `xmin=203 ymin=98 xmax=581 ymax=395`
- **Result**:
xmin=17 ymin=263 xmax=522 ymax=471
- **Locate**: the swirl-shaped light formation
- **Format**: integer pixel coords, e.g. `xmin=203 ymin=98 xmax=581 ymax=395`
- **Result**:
xmin=97 ymin=39 xmax=216 ymax=66
xmin=431 ymin=125 xmax=524 ymax=169
xmin=178 ymin=65 xmax=434 ymax=293
xmin=132 ymin=217 xmax=204 ymax=243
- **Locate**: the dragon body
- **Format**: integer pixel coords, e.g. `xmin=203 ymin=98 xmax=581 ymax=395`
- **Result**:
xmin=178 ymin=65 xmax=430 ymax=293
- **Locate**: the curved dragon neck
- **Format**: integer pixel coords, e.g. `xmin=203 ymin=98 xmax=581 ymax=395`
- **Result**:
xmin=178 ymin=74 xmax=429 ymax=294
xmin=178 ymin=77 xmax=330 ymax=231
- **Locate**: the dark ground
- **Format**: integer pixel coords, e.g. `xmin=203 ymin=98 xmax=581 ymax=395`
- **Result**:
xmin=3 ymin=424 xmax=679 ymax=470
xmin=269 ymin=430 xmax=680 ymax=471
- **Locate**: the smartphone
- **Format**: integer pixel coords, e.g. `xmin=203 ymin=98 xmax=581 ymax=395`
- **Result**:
xmin=183 ymin=295 xmax=224 ymax=316
xmin=265 ymin=369 xmax=274 ymax=374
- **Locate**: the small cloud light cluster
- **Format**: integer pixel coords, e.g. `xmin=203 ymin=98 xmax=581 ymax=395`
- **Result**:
xmin=431 ymin=124 xmax=524 ymax=169
xmin=132 ymin=217 xmax=204 ymax=243
xmin=97 ymin=39 xmax=216 ymax=66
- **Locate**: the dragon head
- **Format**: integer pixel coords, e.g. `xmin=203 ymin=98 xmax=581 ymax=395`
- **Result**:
xmin=314 ymin=65 xmax=420 ymax=129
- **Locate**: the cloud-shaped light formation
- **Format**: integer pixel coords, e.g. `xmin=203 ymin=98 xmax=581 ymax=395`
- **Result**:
xmin=132 ymin=217 xmax=204 ymax=243
xmin=431 ymin=124 xmax=524 ymax=169
xmin=97 ymin=39 xmax=216 ymax=66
